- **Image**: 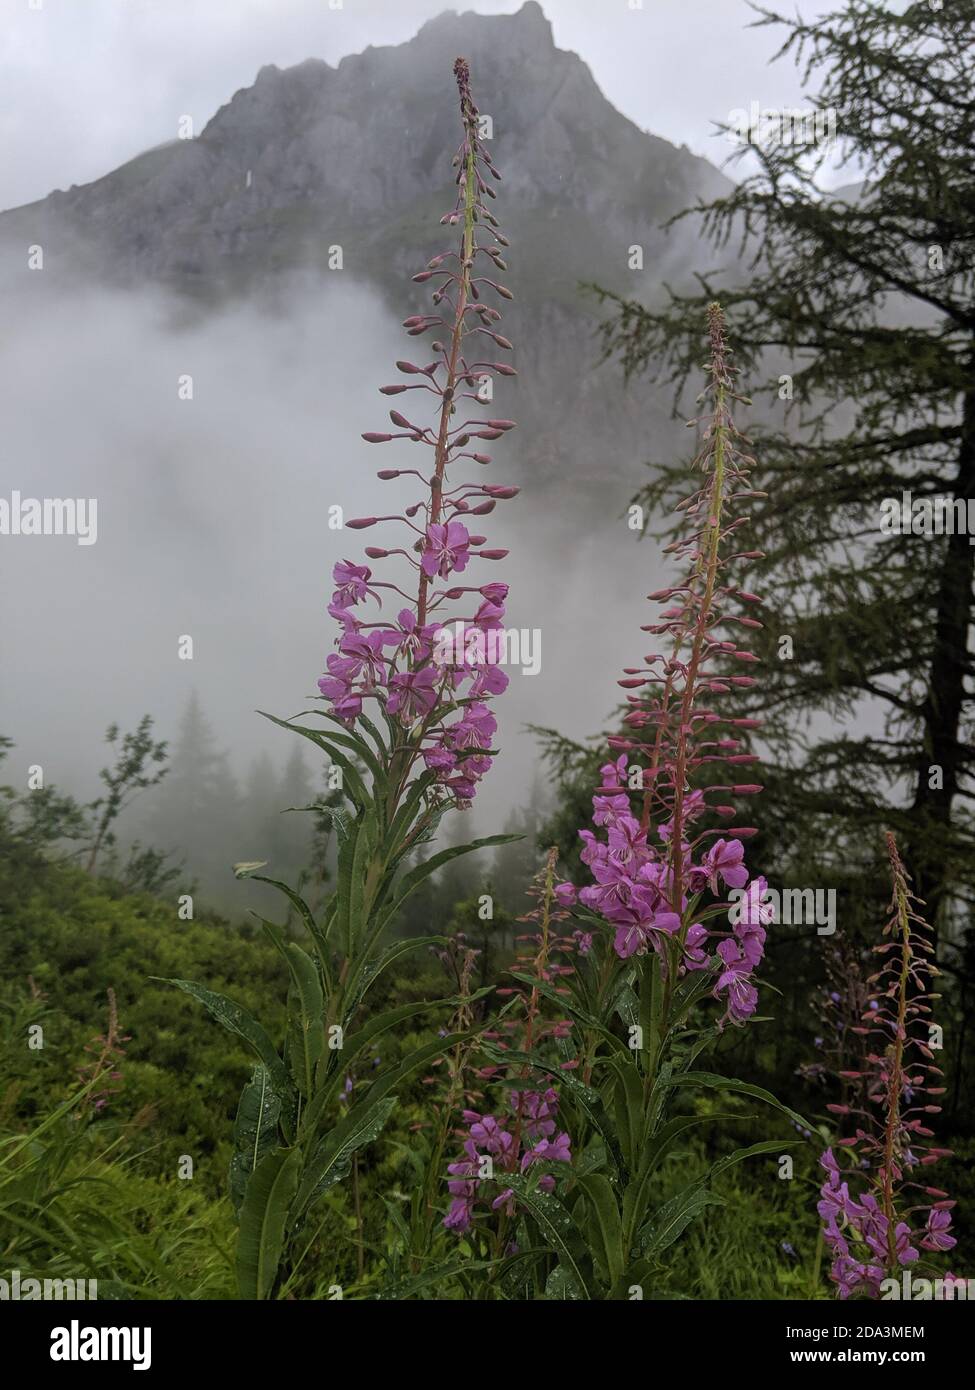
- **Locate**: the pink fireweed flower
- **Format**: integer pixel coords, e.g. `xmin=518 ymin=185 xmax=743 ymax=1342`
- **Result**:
xmin=921 ymin=1208 xmax=956 ymax=1252
xmin=377 ymin=608 xmax=433 ymax=663
xmin=702 ymin=837 xmax=749 ymax=893
xmin=315 ymin=57 xmax=517 ymax=808
xmin=331 ymin=560 xmax=375 ymax=608
xmin=387 ymin=665 xmax=440 ymax=722
xmin=421 ymin=521 xmax=472 ymax=579
xmin=443 ymin=1090 xmax=572 ymax=1234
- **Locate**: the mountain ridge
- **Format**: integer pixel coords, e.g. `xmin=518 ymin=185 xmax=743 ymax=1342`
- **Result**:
xmin=0 ymin=2 xmax=735 ymax=496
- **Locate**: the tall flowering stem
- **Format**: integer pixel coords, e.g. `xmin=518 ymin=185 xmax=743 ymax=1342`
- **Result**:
xmin=321 ymin=56 xmax=518 ymax=811
xmin=77 ymin=988 xmax=130 ymax=1113
xmin=566 ymin=304 xmax=769 ymax=1027
xmin=817 ymin=833 xmax=955 ymax=1299
xmin=163 ymin=60 xmax=520 ymax=1301
xmin=442 ymin=851 xmax=581 ymax=1254
xmin=471 ymin=309 xmax=807 ymax=1301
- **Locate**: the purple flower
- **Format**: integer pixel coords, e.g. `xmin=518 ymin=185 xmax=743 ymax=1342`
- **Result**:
xmin=378 ymin=608 xmax=432 ymax=662
xmin=444 ymin=1197 xmax=474 ymax=1232
xmin=522 ymin=1131 xmax=572 ymax=1169
xmin=387 ymin=665 xmax=440 ymax=722
xmin=703 ymin=838 xmax=749 ymax=893
xmin=421 ymin=521 xmax=471 ymax=579
xmin=331 ymin=560 xmax=373 ymax=608
xmin=921 ymin=1207 xmax=956 ymax=1252
xmin=830 ymin=1255 xmax=884 ymax=1300
xmin=893 ymin=1222 xmax=919 ymax=1266
xmin=315 ymin=60 xmax=517 ymax=813
xmin=683 ymin=921 xmax=710 ymax=970
xmin=443 ymin=1088 xmax=571 ymax=1234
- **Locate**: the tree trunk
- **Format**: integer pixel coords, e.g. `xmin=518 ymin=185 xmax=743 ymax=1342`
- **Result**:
xmin=908 ymin=373 xmax=975 ymax=945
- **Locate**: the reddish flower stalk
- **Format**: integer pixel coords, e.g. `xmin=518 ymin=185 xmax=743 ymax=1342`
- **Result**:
xmin=77 ymin=987 xmax=130 ymax=1112
xmin=560 ymin=304 xmax=770 ymax=1024
xmin=318 ymin=58 xmax=517 ymax=808
xmin=443 ymin=851 xmax=585 ymax=1235
xmin=818 ymin=833 xmax=955 ymax=1298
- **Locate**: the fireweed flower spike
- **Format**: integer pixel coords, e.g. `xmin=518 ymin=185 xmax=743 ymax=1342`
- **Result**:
xmin=163 ymin=62 xmax=522 ymax=1302
xmin=454 ymin=310 xmax=803 ymax=1301
xmin=817 ymin=833 xmax=955 ymax=1299
xmin=319 ymin=56 xmax=519 ymax=810
xmin=569 ymin=304 xmax=768 ymax=1024
xmin=443 ymin=850 xmax=580 ymax=1236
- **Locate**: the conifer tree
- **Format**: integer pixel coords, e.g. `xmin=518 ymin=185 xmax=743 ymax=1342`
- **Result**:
xmin=150 ymin=692 xmax=241 ymax=901
xmin=591 ymin=0 xmax=975 ymax=946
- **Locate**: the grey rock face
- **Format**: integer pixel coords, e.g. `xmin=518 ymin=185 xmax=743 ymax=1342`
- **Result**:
xmin=0 ymin=2 xmax=734 ymax=494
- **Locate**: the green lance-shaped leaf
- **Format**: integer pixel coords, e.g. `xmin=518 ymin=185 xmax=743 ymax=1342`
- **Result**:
xmin=345 ymin=708 xmax=387 ymax=765
xmin=576 ymin=1173 xmax=625 ymax=1290
xmin=639 ymin=1185 xmax=726 ymax=1260
xmin=260 ymin=922 xmax=325 ymax=1099
xmin=368 ymin=834 xmax=522 ymax=944
xmin=374 ymin=1258 xmax=502 ymax=1302
xmin=230 ymin=1065 xmax=282 ymax=1216
xmin=380 ymin=771 xmax=441 ymax=863
xmin=257 ymin=712 xmax=371 ymax=811
xmin=333 ymin=808 xmax=362 ymax=953
xmin=300 ymin=1028 xmax=474 ymax=1151
xmin=607 ymin=1053 xmax=645 ymax=1172
xmin=342 ymin=934 xmax=445 ymax=1020
xmin=622 ymin=1112 xmax=741 ymax=1248
xmin=292 ymin=1093 xmax=399 ymax=1219
xmin=156 ymin=979 xmax=296 ymax=1127
xmin=302 ymin=712 xmax=386 ymax=788
xmin=248 ymin=874 xmax=332 ymax=982
xmin=637 ymin=1138 xmax=795 ymax=1260
xmin=235 ymin=1146 xmax=302 ymax=1300
xmin=662 ymin=1072 xmax=815 ymax=1133
xmin=664 ymin=965 xmax=721 ymax=1035
xmin=347 ymin=806 xmax=381 ymax=949
xmin=323 ymin=996 xmax=452 ymax=1092
xmin=708 ymin=1137 xmax=800 ymax=1181
xmin=493 ymin=1174 xmax=593 ymax=1300
xmin=506 ymin=971 xmax=632 ymax=1057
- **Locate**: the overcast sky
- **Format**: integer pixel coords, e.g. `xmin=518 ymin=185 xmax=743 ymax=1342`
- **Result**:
xmin=0 ymin=0 xmax=840 ymax=212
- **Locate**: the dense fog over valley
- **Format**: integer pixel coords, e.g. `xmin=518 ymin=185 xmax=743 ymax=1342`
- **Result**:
xmin=0 ymin=269 xmax=668 ymax=891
